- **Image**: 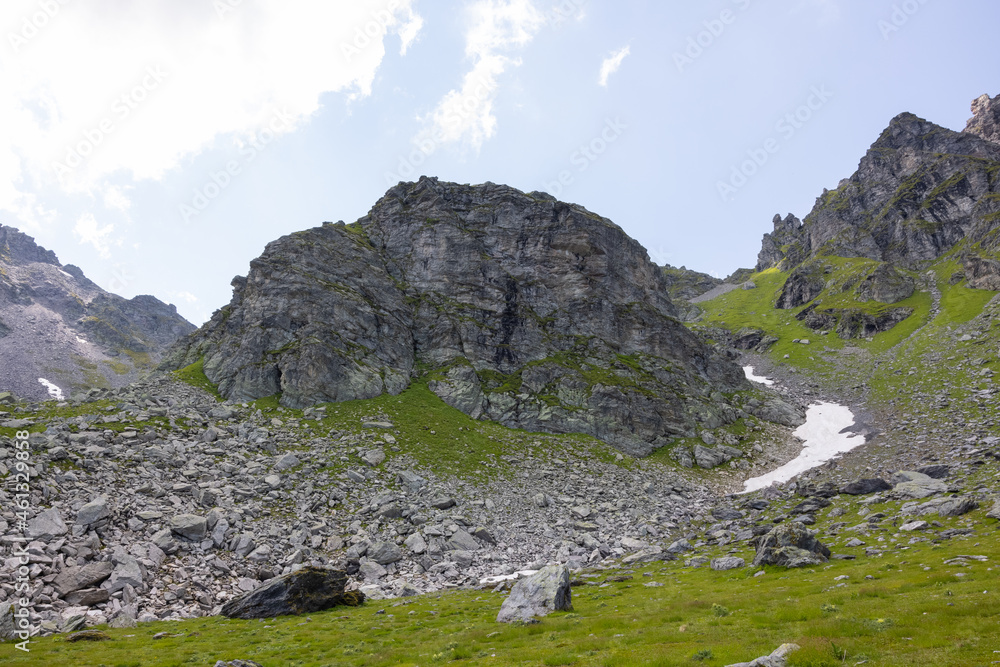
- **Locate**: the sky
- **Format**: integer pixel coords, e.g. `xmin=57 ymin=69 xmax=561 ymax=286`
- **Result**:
xmin=1 ymin=0 xmax=997 ymax=325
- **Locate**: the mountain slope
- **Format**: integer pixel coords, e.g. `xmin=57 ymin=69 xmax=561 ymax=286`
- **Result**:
xmin=165 ymin=177 xmax=801 ymax=456
xmin=0 ymin=225 xmax=195 ymax=401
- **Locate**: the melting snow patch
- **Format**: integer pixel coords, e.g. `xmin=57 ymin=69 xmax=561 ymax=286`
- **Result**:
xmin=479 ymin=570 xmax=539 ymax=586
xmin=75 ymin=336 xmax=88 ymax=345
xmin=743 ymin=401 xmax=865 ymax=493
xmin=59 ymin=269 xmax=73 ymax=279
xmin=38 ymin=378 xmax=64 ymax=401
xmin=743 ymin=366 xmax=774 ymax=385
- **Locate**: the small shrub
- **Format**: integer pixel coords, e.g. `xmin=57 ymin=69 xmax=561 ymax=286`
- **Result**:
xmin=711 ymin=603 xmax=730 ymax=617
xmin=692 ymin=649 xmax=713 ymax=661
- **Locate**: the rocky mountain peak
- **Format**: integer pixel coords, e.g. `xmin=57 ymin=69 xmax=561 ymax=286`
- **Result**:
xmin=754 ymin=98 xmax=1000 ymax=273
xmin=965 ymin=92 xmax=1000 ymax=145
xmin=0 ymin=224 xmax=59 ymax=266
xmin=0 ymin=225 xmax=194 ymax=400
xmin=166 ymin=178 xmax=797 ymax=457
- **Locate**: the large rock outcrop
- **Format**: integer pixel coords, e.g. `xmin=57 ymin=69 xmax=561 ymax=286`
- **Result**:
xmin=757 ymin=100 xmax=1000 ymax=272
xmin=965 ymin=93 xmax=1000 ymax=146
xmin=166 ymin=178 xmax=755 ymax=456
xmin=0 ymin=225 xmax=194 ymax=400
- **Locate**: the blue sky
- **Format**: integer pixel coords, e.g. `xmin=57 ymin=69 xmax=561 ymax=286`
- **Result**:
xmin=1 ymin=0 xmax=997 ymax=324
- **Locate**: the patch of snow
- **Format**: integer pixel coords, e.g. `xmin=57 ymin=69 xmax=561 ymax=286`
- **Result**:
xmin=479 ymin=569 xmax=539 ymax=586
xmin=743 ymin=366 xmax=774 ymax=385
xmin=742 ymin=401 xmax=865 ymax=493
xmin=76 ymin=336 xmax=88 ymax=345
xmin=59 ymin=269 xmax=73 ymax=279
xmin=38 ymin=378 xmax=64 ymax=401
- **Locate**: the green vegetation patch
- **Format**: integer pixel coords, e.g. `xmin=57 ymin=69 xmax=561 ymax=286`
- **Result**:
xmin=172 ymin=358 xmax=223 ymax=400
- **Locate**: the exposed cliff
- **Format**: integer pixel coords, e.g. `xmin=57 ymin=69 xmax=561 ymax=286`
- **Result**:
xmin=165 ymin=178 xmax=783 ymax=456
xmin=757 ymin=108 xmax=1000 ymax=273
xmin=0 ymin=225 xmax=195 ymax=400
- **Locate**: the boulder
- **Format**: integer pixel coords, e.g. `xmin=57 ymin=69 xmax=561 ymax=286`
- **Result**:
xmin=397 ymin=470 xmax=427 ymax=494
xmin=368 ymin=541 xmax=402 ymax=565
xmin=446 ymin=529 xmax=480 ymax=552
xmin=75 ymin=497 xmax=110 ymax=526
xmin=840 ymin=478 xmax=891 ymax=495
xmin=987 ymin=500 xmax=1000 ymax=520
xmin=0 ymin=602 xmax=16 ymax=641
xmin=712 ymin=507 xmax=744 ymax=521
xmin=54 ymin=561 xmax=115 ymax=596
xmin=916 ymin=465 xmax=950 ymax=480
xmin=892 ymin=471 xmax=947 ymax=499
xmin=496 ymin=564 xmax=572 ymax=623
xmin=25 ymin=508 xmax=67 ymax=541
xmin=753 ymin=523 xmax=830 ymax=568
xmin=169 ymin=514 xmax=207 ymax=540
xmin=220 ymin=567 xmax=364 ymax=619
xmin=273 ymin=453 xmax=300 ymax=471
xmin=726 ymin=643 xmax=801 ymax=667
xmin=106 ymin=556 xmax=143 ymax=593
xmin=710 ymin=557 xmax=745 ymax=571
xmin=360 ymin=448 xmax=385 ymax=467
xmin=404 ymin=532 xmax=427 ymax=554
xmin=910 ymin=496 xmax=978 ymax=517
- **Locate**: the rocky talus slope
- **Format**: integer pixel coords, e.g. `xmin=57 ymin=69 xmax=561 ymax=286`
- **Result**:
xmin=165 ymin=178 xmax=800 ymax=457
xmin=0 ymin=376 xmax=727 ymax=631
xmin=0 ymin=225 xmax=194 ymax=401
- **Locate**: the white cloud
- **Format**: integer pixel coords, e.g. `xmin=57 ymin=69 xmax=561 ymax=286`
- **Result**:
xmin=103 ymin=186 xmax=132 ymax=214
xmin=598 ymin=45 xmax=630 ymax=87
xmin=172 ymin=291 xmax=199 ymax=304
xmin=73 ymin=213 xmax=115 ymax=259
xmin=415 ymin=0 xmax=544 ymax=154
xmin=0 ymin=0 xmax=422 ymax=213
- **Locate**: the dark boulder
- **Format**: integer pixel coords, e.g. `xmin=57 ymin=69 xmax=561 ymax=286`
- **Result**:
xmin=840 ymin=478 xmax=892 ymax=495
xmin=916 ymin=465 xmax=951 ymax=480
xmin=220 ymin=567 xmax=364 ymax=619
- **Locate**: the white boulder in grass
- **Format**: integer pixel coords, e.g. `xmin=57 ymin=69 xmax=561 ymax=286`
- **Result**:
xmin=496 ymin=564 xmax=572 ymax=623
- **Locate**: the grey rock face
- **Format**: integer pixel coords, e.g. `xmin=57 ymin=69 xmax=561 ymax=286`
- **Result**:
xmin=660 ymin=264 xmax=723 ymax=301
xmin=496 ymin=564 xmax=572 ymax=623
xmin=965 ymin=93 xmax=1000 ymax=145
xmin=964 ymin=255 xmax=1000 ymax=291
xmin=753 ymin=523 xmax=830 ymax=568
xmin=759 ymin=110 xmax=1000 ymax=271
xmin=164 ymin=178 xmax=751 ymax=457
xmin=220 ymin=567 xmax=364 ymax=619
xmin=0 ymin=224 xmax=194 ymax=400
xmin=855 ymin=264 xmax=915 ymax=304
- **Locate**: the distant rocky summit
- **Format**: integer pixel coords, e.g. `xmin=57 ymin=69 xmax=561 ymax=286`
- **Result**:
xmin=0 ymin=225 xmax=194 ymax=401
xmin=965 ymin=93 xmax=1000 ymax=146
xmin=753 ymin=94 xmax=1000 ymax=337
xmin=165 ymin=177 xmax=781 ymax=456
